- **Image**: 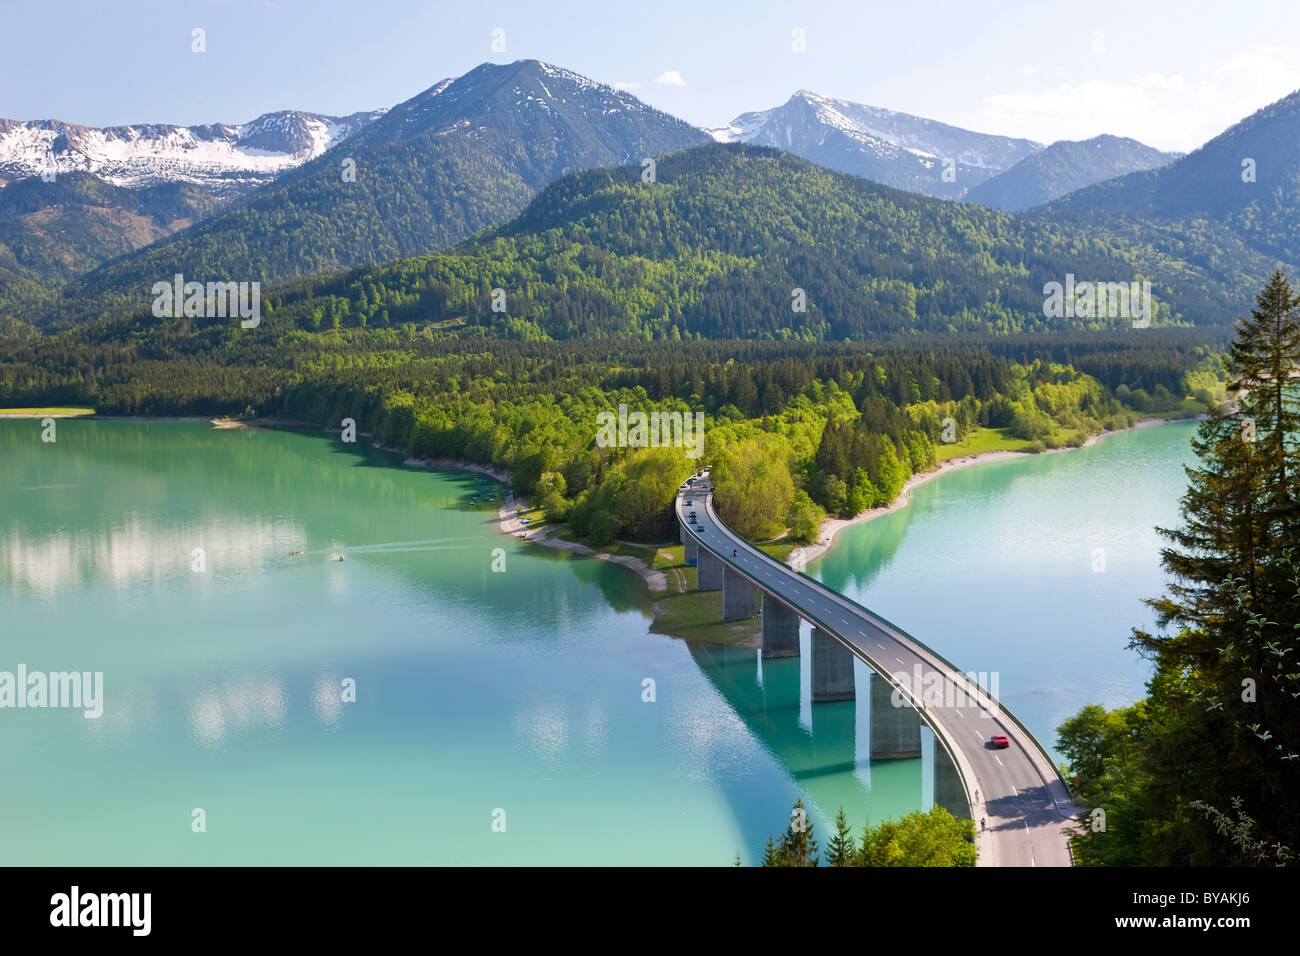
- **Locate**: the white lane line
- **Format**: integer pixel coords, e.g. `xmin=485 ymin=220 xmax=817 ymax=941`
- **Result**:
xmin=993 ymin=754 xmax=1003 ymax=767
xmin=876 ymin=643 xmax=885 ymax=650
xmin=895 ymin=657 xmax=905 ymax=664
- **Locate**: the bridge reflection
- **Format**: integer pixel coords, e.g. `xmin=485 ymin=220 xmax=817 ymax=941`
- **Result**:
xmin=685 ymin=636 xmax=948 ymax=840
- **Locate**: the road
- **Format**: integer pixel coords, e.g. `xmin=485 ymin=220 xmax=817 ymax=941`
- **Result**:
xmin=677 ymin=477 xmax=1080 ymax=867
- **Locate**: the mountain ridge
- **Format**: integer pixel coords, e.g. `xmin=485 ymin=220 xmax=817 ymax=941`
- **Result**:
xmin=706 ymin=90 xmax=1042 ymax=199
xmin=965 ymin=134 xmax=1181 ymax=212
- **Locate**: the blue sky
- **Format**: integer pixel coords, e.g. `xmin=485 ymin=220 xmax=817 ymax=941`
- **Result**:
xmin=4 ymin=0 xmax=1299 ymax=152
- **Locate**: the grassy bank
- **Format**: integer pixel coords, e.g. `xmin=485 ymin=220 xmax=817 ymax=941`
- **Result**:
xmin=0 ymin=406 xmax=95 ymax=417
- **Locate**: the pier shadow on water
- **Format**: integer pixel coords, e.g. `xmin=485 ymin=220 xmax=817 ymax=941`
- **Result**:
xmin=685 ymin=638 xmax=929 ymax=857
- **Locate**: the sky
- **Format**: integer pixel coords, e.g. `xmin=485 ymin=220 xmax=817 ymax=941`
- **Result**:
xmin=3 ymin=0 xmax=1299 ymax=153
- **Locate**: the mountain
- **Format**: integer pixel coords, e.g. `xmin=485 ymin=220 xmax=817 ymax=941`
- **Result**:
xmin=706 ymin=91 xmax=1040 ymax=199
xmin=0 ymin=171 xmax=222 ymax=318
xmin=0 ymin=110 xmax=384 ymax=197
xmin=0 ymin=109 xmax=383 ymax=317
xmin=964 ymin=135 xmax=1180 ymax=212
xmin=42 ymin=60 xmax=708 ymax=328
xmin=1044 ymin=89 xmax=1300 ymax=266
xmin=224 ymin=143 xmax=1263 ymax=342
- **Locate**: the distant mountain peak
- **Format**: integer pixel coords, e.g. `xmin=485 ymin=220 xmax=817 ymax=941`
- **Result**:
xmin=965 ymin=134 xmax=1180 ymax=212
xmin=705 ymin=92 xmax=1040 ymax=198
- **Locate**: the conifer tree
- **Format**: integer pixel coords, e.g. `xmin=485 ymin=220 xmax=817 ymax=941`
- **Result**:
xmin=1129 ymin=271 xmax=1300 ymax=863
xmin=825 ymin=807 xmax=857 ymax=867
xmin=777 ymin=797 xmax=819 ymax=867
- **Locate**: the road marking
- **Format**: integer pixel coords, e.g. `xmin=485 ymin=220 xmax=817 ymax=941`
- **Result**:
xmin=993 ymin=754 xmax=1003 ymax=767
xmin=876 ymin=642 xmax=885 ymax=650
xmin=895 ymin=657 xmax=905 ymax=664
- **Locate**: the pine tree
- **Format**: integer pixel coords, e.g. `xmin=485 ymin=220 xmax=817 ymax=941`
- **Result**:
xmin=1129 ymin=271 xmax=1300 ymax=863
xmin=1228 ymin=269 xmax=1300 ymax=530
xmin=825 ymin=807 xmax=856 ymax=867
xmin=777 ymin=797 xmax=819 ymax=867
xmin=761 ymin=835 xmax=781 ymax=867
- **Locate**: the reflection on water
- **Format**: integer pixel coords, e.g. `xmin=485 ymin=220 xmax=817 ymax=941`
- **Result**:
xmin=810 ymin=422 xmax=1200 ymax=760
xmin=7 ymin=420 xmax=920 ymax=864
xmin=687 ymin=636 xmax=932 ymax=848
xmin=188 ymin=675 xmax=288 ymax=748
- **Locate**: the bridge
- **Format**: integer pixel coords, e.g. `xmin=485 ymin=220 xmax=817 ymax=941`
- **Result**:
xmin=676 ymin=472 xmax=1080 ymax=866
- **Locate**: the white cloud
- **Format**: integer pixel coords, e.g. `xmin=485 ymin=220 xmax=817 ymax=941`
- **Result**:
xmin=976 ymin=46 xmax=1300 ymax=152
xmin=1134 ymin=73 xmax=1185 ymax=91
xmin=654 ymin=70 xmax=686 ymax=87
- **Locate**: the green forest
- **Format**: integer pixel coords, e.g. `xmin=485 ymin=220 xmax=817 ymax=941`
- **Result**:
xmin=1057 ymin=272 xmax=1300 ymax=865
xmin=0 ymin=317 xmax=1223 ymax=547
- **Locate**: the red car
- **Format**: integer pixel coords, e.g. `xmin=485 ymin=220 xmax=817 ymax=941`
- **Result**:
xmin=991 ymin=734 xmax=1010 ymax=749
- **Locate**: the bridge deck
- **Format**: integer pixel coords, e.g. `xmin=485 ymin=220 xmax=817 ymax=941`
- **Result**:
xmin=677 ymin=479 xmax=1079 ymax=867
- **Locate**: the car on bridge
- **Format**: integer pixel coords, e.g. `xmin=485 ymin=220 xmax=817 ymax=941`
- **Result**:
xmin=991 ymin=734 xmax=1010 ymax=749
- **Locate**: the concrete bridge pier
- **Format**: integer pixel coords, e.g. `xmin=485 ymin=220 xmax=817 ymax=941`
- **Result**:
xmin=933 ymin=742 xmax=971 ymax=821
xmin=873 ymin=671 xmax=925 ymax=764
xmin=697 ymin=549 xmax=723 ymax=591
xmin=870 ymin=672 xmax=922 ymax=759
xmin=678 ymin=521 xmax=698 ymax=563
xmin=811 ymin=628 xmax=856 ymax=702
xmin=722 ymin=567 xmax=758 ymax=620
xmin=760 ymin=595 xmax=801 ymax=659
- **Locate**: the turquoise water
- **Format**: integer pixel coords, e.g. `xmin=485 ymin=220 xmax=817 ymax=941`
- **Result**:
xmin=0 ymin=420 xmax=927 ymax=865
xmin=811 ymin=422 xmax=1201 ymax=762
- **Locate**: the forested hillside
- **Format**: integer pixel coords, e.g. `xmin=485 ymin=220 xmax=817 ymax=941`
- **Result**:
xmin=42 ymin=60 xmax=707 ymax=328
xmin=212 ymin=144 xmax=1270 ymax=341
xmin=1046 ymin=88 xmax=1300 ymax=269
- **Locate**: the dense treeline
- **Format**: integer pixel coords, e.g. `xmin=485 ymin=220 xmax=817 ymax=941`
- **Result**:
xmin=755 ymin=799 xmax=976 ymax=867
xmin=0 ymin=319 xmax=1221 ymax=546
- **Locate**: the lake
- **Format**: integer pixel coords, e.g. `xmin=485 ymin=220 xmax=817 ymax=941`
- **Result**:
xmin=0 ymin=418 xmax=1198 ymax=863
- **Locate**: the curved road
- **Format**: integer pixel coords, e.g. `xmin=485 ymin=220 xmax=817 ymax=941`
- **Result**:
xmin=678 ymin=475 xmax=1079 ymax=867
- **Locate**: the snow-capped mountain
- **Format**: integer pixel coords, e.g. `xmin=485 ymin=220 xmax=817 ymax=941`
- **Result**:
xmin=707 ymin=91 xmax=1041 ymax=199
xmin=48 ymin=59 xmax=708 ymax=327
xmin=0 ymin=109 xmax=385 ymax=196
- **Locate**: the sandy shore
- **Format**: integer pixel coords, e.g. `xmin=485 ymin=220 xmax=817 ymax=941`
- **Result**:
xmin=496 ymin=496 xmax=669 ymax=592
xmin=793 ymin=416 xmax=1197 ymax=565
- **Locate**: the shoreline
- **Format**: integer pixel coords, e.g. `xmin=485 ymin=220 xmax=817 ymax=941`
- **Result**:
xmin=222 ymin=415 xmax=671 ymax=593
xmin=128 ymin=412 xmax=1202 ymax=595
xmin=15 ymin=410 xmax=1201 ymax=593
xmin=794 ymin=416 xmax=1200 ymax=566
